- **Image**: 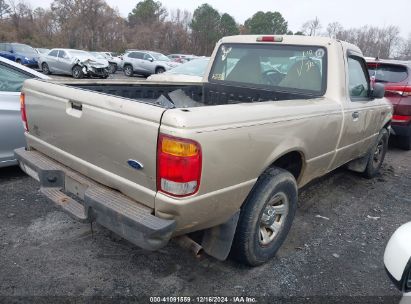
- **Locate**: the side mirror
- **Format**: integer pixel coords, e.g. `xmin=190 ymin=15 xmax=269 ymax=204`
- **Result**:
xmin=148 ymin=57 xmax=154 ymax=62
xmin=371 ymin=83 xmax=385 ymax=99
xmin=384 ymin=222 xmax=411 ymax=293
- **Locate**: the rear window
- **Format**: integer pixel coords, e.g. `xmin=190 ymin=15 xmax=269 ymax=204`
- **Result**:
xmin=367 ymin=63 xmax=408 ymax=83
xmin=209 ymin=43 xmax=327 ymax=95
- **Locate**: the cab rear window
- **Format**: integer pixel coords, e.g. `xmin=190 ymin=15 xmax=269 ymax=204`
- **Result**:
xmin=209 ymin=43 xmax=327 ymax=95
xmin=367 ymin=63 xmax=408 ymax=83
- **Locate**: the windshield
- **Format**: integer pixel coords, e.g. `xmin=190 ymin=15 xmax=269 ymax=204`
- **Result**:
xmin=210 ymin=43 xmax=327 ymax=94
xmin=12 ymin=44 xmax=37 ymax=55
xmin=167 ymin=58 xmax=209 ymax=76
xmin=90 ymin=52 xmax=106 ymax=59
xmin=151 ymin=52 xmax=170 ymax=61
xmin=37 ymin=48 xmax=49 ymax=54
xmin=367 ymin=63 xmax=408 ymax=83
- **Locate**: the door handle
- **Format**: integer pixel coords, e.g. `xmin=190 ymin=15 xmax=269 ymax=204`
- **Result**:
xmin=352 ymin=111 xmax=359 ymax=120
xmin=70 ymin=101 xmax=82 ymax=111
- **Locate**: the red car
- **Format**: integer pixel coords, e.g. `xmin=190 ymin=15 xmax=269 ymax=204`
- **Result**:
xmin=367 ymin=59 xmax=411 ymax=150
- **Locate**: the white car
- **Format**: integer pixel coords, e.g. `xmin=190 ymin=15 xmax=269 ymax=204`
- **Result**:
xmin=122 ymin=50 xmax=180 ymax=77
xmin=384 ymin=222 xmax=411 ymax=303
xmin=147 ymin=57 xmax=209 ymax=82
xmin=0 ymin=56 xmax=49 ymax=167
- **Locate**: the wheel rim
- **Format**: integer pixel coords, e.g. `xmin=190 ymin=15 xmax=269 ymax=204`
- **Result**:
xmin=73 ymin=68 xmax=80 ymax=78
xmin=43 ymin=64 xmax=48 ymax=73
xmin=372 ymin=139 xmax=384 ymax=168
xmin=156 ymin=68 xmax=165 ymax=74
xmin=259 ymin=192 xmax=289 ymax=246
xmin=125 ymin=66 xmax=132 ymax=76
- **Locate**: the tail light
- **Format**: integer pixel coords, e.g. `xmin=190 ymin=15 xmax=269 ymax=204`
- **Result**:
xmin=157 ymin=134 xmax=202 ymax=197
xmin=20 ymin=92 xmax=29 ymax=132
xmin=392 ymin=115 xmax=411 ymax=123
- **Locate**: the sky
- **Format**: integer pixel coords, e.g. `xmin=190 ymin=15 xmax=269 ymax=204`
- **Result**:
xmin=29 ymin=0 xmax=411 ymax=38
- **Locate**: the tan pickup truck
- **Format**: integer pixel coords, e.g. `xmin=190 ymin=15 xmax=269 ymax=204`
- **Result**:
xmin=16 ymin=35 xmax=392 ymax=266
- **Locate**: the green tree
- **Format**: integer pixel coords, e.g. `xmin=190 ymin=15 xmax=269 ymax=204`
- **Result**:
xmin=190 ymin=4 xmax=221 ymax=55
xmin=219 ymin=13 xmax=239 ymax=37
xmin=128 ymin=0 xmax=167 ymax=26
xmin=244 ymin=11 xmax=288 ymax=35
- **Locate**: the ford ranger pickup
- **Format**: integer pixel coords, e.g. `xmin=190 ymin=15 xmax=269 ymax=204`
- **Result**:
xmin=15 ymin=35 xmax=392 ymax=265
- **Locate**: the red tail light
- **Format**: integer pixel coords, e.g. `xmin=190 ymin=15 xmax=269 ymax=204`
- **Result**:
xmin=157 ymin=134 xmax=202 ymax=197
xmin=20 ymin=93 xmax=29 ymax=132
xmin=392 ymin=115 xmax=411 ymax=123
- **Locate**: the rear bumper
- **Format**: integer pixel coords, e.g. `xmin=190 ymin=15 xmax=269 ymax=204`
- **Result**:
xmin=392 ymin=124 xmax=411 ymax=137
xmin=14 ymin=147 xmax=176 ymax=250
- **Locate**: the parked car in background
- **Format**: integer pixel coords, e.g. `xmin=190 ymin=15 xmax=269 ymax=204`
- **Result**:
xmin=147 ymin=57 xmax=209 ymax=82
xmin=168 ymin=54 xmax=197 ymax=63
xmin=35 ymin=48 xmax=50 ymax=55
xmin=384 ymin=222 xmax=411 ymax=303
xmin=90 ymin=52 xmax=119 ymax=74
xmin=39 ymin=48 xmax=110 ymax=79
xmin=0 ymin=56 xmax=49 ymax=168
xmin=367 ymin=59 xmax=411 ymax=150
xmin=0 ymin=43 xmax=39 ymax=68
xmin=122 ymin=50 xmax=180 ymax=77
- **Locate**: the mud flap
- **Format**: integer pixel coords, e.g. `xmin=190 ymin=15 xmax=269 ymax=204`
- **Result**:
xmin=201 ymin=211 xmax=240 ymax=261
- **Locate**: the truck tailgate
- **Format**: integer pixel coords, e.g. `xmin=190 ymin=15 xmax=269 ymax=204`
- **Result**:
xmin=22 ymin=79 xmax=165 ymax=208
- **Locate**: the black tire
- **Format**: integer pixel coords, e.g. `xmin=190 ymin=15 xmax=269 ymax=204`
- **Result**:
xmin=16 ymin=59 xmax=21 ymax=64
xmin=363 ymin=128 xmax=389 ymax=178
xmin=231 ymin=167 xmax=298 ymax=266
xmin=109 ymin=63 xmax=117 ymax=74
xmin=155 ymin=67 xmax=165 ymax=74
xmin=72 ymin=65 xmax=84 ymax=79
xmin=42 ymin=63 xmax=51 ymax=75
xmin=123 ymin=64 xmax=133 ymax=77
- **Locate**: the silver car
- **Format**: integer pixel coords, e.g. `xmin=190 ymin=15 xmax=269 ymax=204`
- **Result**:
xmin=39 ymin=48 xmax=110 ymax=79
xmin=122 ymin=50 xmax=180 ymax=77
xmin=0 ymin=56 xmax=49 ymax=168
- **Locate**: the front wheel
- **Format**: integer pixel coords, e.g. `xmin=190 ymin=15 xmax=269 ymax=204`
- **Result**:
xmin=231 ymin=167 xmax=298 ymax=266
xmin=155 ymin=67 xmax=165 ymax=74
xmin=363 ymin=128 xmax=389 ymax=178
xmin=72 ymin=65 xmax=84 ymax=79
xmin=109 ymin=63 xmax=117 ymax=74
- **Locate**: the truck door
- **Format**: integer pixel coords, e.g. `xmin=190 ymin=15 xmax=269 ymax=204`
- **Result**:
xmin=334 ymin=52 xmax=383 ymax=166
xmin=46 ymin=50 xmax=59 ymax=72
xmin=56 ymin=50 xmax=72 ymax=73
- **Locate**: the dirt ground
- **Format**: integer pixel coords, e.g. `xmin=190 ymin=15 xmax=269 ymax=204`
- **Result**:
xmin=0 ymin=144 xmax=410 ymax=303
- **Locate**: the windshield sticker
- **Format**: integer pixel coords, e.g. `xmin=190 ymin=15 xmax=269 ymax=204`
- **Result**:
xmin=212 ymin=73 xmax=224 ymax=80
xmin=221 ymin=46 xmax=232 ymax=61
xmin=315 ymin=48 xmax=325 ymax=58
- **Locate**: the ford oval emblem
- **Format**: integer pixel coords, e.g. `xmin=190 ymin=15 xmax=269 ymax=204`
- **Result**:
xmin=127 ymin=159 xmax=144 ymax=170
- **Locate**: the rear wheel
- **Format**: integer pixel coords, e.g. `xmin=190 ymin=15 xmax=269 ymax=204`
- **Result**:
xmin=72 ymin=65 xmax=84 ymax=79
xmin=16 ymin=59 xmax=21 ymax=64
xmin=363 ymin=128 xmax=389 ymax=178
xmin=231 ymin=167 xmax=298 ymax=266
xmin=42 ymin=63 xmax=51 ymax=75
xmin=123 ymin=64 xmax=133 ymax=77
xmin=155 ymin=67 xmax=165 ymax=74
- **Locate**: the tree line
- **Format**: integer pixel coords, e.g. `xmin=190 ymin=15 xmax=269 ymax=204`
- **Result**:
xmin=0 ymin=0 xmax=410 ymax=59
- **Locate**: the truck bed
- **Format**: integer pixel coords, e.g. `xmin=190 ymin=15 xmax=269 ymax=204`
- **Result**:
xmin=62 ymin=80 xmax=317 ymax=108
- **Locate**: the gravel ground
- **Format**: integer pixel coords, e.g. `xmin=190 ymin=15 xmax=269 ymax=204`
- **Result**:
xmin=0 ymin=111 xmax=410 ymax=303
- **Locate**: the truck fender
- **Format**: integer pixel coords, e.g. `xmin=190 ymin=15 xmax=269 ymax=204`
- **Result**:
xmin=201 ymin=210 xmax=240 ymax=261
